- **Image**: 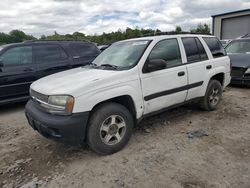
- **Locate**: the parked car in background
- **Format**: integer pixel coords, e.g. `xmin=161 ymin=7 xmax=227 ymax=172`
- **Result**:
xmin=25 ymin=34 xmax=231 ymax=154
xmin=220 ymin=39 xmax=231 ymax=47
xmin=0 ymin=40 xmax=100 ymax=105
xmin=225 ymin=38 xmax=250 ymax=86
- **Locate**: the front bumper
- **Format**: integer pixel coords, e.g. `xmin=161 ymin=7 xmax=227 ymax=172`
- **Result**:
xmin=231 ymin=76 xmax=250 ymax=86
xmin=25 ymin=100 xmax=89 ymax=144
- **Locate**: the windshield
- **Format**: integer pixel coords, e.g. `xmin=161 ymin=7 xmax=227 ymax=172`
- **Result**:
xmin=91 ymin=40 xmax=150 ymax=70
xmin=226 ymin=40 xmax=250 ymax=53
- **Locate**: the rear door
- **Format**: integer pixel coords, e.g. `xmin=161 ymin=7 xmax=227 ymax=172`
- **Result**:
xmin=0 ymin=45 xmax=36 ymax=101
xmin=181 ymin=37 xmax=211 ymax=100
xmin=34 ymin=44 xmax=72 ymax=79
xmin=69 ymin=43 xmax=100 ymax=67
xmin=140 ymin=38 xmax=188 ymax=114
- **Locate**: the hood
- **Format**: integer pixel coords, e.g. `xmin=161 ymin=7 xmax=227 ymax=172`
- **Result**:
xmin=31 ymin=67 xmax=137 ymax=97
xmin=228 ymin=53 xmax=250 ymax=68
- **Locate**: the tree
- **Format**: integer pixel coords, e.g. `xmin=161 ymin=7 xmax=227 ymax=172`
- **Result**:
xmin=0 ymin=32 xmax=10 ymax=44
xmin=9 ymin=30 xmax=27 ymax=42
xmin=175 ymin=26 xmax=182 ymax=33
xmin=40 ymin=35 xmax=46 ymax=40
xmin=0 ymin=27 xmax=163 ymax=45
xmin=190 ymin=23 xmax=210 ymax=34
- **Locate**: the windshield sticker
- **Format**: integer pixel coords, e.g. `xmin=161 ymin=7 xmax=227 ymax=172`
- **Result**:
xmin=132 ymin=41 xmax=148 ymax=46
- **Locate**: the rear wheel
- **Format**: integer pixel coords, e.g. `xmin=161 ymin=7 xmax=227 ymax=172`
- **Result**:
xmin=87 ymin=103 xmax=134 ymax=155
xmin=199 ymin=80 xmax=222 ymax=111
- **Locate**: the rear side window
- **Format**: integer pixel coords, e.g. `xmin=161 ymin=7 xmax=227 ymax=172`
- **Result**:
xmin=70 ymin=43 xmax=99 ymax=57
xmin=0 ymin=46 xmax=32 ymax=66
xmin=195 ymin=38 xmax=208 ymax=61
xmin=34 ymin=44 xmax=68 ymax=64
xmin=182 ymin=38 xmax=200 ymax=63
xmin=203 ymin=37 xmax=226 ymax=58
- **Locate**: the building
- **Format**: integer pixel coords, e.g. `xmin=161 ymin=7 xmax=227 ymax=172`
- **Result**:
xmin=212 ymin=9 xmax=250 ymax=40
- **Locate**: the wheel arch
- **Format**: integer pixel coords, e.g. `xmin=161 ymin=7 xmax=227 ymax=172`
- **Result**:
xmin=90 ymin=95 xmax=137 ymax=121
xmin=210 ymin=72 xmax=225 ymax=86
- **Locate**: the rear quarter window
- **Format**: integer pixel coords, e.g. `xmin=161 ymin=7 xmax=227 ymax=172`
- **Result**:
xmin=203 ymin=37 xmax=226 ymax=58
xmin=69 ymin=43 xmax=99 ymax=57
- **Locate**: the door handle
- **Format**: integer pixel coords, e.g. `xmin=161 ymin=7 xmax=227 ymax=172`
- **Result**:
xmin=178 ymin=71 xmax=185 ymax=77
xmin=23 ymin=68 xmax=33 ymax=72
xmin=206 ymin=65 xmax=212 ymax=70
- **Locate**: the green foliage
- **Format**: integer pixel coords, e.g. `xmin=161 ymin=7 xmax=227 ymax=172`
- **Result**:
xmin=0 ymin=30 xmax=36 ymax=44
xmin=190 ymin=23 xmax=211 ymax=34
xmin=0 ymin=24 xmax=211 ymax=45
xmin=39 ymin=27 xmax=161 ymax=45
xmin=175 ymin=26 xmax=182 ymax=33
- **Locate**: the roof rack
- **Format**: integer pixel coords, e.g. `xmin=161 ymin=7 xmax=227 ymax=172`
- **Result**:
xmin=142 ymin=31 xmax=211 ymax=37
xmin=23 ymin=39 xmax=89 ymax=43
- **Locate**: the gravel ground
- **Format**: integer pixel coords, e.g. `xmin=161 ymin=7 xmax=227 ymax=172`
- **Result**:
xmin=0 ymin=86 xmax=249 ymax=188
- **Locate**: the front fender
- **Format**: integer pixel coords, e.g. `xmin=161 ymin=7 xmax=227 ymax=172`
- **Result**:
xmin=73 ymin=81 xmax=143 ymax=119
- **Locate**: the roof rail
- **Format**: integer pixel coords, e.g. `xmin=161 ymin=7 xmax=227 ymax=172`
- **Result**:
xmin=241 ymin=33 xmax=250 ymax=38
xmin=142 ymin=31 xmax=212 ymax=37
xmin=23 ymin=39 xmax=89 ymax=43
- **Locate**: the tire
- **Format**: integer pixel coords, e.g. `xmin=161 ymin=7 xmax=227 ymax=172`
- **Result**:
xmin=199 ymin=79 xmax=223 ymax=111
xmin=87 ymin=102 xmax=134 ymax=155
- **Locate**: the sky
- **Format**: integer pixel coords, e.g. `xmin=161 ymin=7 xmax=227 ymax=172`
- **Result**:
xmin=0 ymin=0 xmax=249 ymax=37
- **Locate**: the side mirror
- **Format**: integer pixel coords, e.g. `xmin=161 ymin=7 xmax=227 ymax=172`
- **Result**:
xmin=145 ymin=59 xmax=166 ymax=72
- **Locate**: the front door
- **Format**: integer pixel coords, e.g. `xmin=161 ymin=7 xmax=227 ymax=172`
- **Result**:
xmin=140 ymin=38 xmax=188 ymax=114
xmin=0 ymin=45 xmax=36 ymax=101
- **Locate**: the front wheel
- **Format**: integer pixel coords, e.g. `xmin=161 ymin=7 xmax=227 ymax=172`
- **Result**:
xmin=87 ymin=103 xmax=134 ymax=155
xmin=199 ymin=79 xmax=223 ymax=111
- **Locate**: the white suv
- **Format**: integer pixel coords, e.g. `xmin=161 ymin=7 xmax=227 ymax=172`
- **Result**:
xmin=25 ymin=34 xmax=231 ymax=154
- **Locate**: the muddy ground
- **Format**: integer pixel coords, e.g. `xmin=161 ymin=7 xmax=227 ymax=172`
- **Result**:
xmin=0 ymin=86 xmax=249 ymax=188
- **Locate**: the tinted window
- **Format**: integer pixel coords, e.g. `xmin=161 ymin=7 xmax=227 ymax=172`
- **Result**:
xmin=34 ymin=45 xmax=67 ymax=64
xmin=195 ymin=38 xmax=208 ymax=61
xmin=0 ymin=46 xmax=32 ymax=65
xmin=203 ymin=37 xmax=226 ymax=58
xmin=182 ymin=38 xmax=200 ymax=63
xmin=70 ymin=43 xmax=99 ymax=57
xmin=148 ymin=39 xmax=182 ymax=68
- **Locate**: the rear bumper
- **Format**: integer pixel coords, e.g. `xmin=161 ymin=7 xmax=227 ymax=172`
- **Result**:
xmin=25 ymin=100 xmax=89 ymax=144
xmin=231 ymin=77 xmax=250 ymax=86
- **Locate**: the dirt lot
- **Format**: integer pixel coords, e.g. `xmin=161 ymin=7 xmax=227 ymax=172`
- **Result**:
xmin=0 ymin=86 xmax=249 ymax=188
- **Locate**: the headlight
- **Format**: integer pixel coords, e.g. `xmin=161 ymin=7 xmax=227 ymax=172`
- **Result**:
xmin=46 ymin=95 xmax=74 ymax=115
xmin=245 ymin=68 xmax=250 ymax=74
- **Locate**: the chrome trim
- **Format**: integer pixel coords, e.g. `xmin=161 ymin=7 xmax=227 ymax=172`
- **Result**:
xmin=31 ymin=96 xmax=65 ymax=111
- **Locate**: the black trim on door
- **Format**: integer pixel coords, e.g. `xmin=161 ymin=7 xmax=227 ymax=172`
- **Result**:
xmin=144 ymin=81 xmax=203 ymax=101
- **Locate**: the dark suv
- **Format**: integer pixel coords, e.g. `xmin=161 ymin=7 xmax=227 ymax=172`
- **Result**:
xmin=0 ymin=41 xmax=100 ymax=105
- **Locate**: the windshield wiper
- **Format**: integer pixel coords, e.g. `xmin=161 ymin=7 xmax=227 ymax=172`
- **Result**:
xmin=100 ymin=64 xmax=118 ymax=70
xmin=83 ymin=62 xmax=98 ymax=67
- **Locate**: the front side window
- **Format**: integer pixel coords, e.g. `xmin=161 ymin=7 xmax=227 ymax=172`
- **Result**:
xmin=225 ymin=40 xmax=250 ymax=54
xmin=91 ymin=40 xmax=150 ymax=70
xmin=148 ymin=38 xmax=182 ymax=68
xmin=0 ymin=46 xmax=32 ymax=66
xmin=34 ymin=45 xmax=67 ymax=64
xmin=182 ymin=37 xmax=200 ymax=63
xmin=203 ymin=37 xmax=226 ymax=58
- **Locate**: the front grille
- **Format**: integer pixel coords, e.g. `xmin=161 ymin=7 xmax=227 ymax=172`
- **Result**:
xmin=231 ymin=68 xmax=245 ymax=77
xmin=30 ymin=89 xmax=48 ymax=103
